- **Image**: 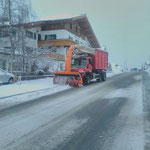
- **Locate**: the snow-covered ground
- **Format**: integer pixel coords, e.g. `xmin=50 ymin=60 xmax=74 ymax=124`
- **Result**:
xmin=107 ymin=72 xmax=122 ymax=77
xmin=146 ymin=68 xmax=150 ymax=75
xmin=0 ymin=72 xmax=120 ymax=110
xmin=0 ymin=72 xmax=119 ymax=98
xmin=0 ymin=78 xmax=70 ymax=98
xmin=0 ymin=78 xmax=70 ymax=110
xmin=0 ymin=72 xmax=144 ymax=150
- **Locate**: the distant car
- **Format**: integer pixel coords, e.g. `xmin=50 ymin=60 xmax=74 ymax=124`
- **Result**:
xmin=0 ymin=68 xmax=14 ymax=84
xmin=35 ymin=70 xmax=45 ymax=75
xmin=130 ymin=68 xmax=138 ymax=72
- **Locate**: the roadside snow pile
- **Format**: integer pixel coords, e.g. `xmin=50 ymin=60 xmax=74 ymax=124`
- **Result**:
xmin=0 ymin=78 xmax=70 ymax=98
xmin=107 ymin=72 xmax=122 ymax=77
xmin=0 ymin=72 xmax=121 ymax=110
xmin=0 ymin=78 xmax=70 ymax=110
xmin=146 ymin=68 xmax=150 ymax=75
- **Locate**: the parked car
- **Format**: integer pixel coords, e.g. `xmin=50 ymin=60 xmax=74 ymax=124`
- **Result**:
xmin=130 ymin=68 xmax=139 ymax=72
xmin=35 ymin=70 xmax=45 ymax=75
xmin=0 ymin=68 xmax=14 ymax=84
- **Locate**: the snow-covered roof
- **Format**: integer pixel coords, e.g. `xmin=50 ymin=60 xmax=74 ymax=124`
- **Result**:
xmin=40 ymin=14 xmax=81 ymax=21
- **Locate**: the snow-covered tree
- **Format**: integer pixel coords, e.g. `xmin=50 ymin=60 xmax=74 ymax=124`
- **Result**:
xmin=32 ymin=46 xmax=65 ymax=73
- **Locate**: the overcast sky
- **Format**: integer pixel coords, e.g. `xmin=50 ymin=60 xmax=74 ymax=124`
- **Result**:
xmin=31 ymin=0 xmax=150 ymax=68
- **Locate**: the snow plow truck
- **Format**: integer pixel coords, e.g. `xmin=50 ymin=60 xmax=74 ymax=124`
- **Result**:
xmin=53 ymin=45 xmax=108 ymax=87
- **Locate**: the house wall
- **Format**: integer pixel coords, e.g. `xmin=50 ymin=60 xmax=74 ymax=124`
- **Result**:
xmin=0 ymin=27 xmax=38 ymax=50
xmin=25 ymin=27 xmax=39 ymax=49
xmin=0 ymin=55 xmax=9 ymax=71
xmin=0 ymin=26 xmax=91 ymax=53
xmin=39 ymin=29 xmax=91 ymax=47
xmin=25 ymin=37 xmax=38 ymax=49
xmin=64 ymin=22 xmax=81 ymax=37
xmin=56 ymin=46 xmax=68 ymax=56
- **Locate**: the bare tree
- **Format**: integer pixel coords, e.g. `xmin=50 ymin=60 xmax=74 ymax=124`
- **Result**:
xmin=0 ymin=0 xmax=35 ymax=72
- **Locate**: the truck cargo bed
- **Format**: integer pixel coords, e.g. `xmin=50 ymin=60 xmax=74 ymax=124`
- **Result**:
xmin=92 ymin=49 xmax=108 ymax=70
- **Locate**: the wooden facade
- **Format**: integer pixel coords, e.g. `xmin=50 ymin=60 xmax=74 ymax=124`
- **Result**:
xmin=38 ymin=39 xmax=77 ymax=47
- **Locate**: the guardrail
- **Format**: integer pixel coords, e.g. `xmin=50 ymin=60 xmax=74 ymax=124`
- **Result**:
xmin=20 ymin=74 xmax=54 ymax=81
xmin=13 ymin=71 xmax=54 ymax=81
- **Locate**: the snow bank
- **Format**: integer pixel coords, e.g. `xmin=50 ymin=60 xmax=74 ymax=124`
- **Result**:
xmin=0 ymin=78 xmax=70 ymax=98
xmin=0 ymin=78 xmax=70 ymax=109
xmin=107 ymin=72 xmax=121 ymax=77
xmin=146 ymin=68 xmax=150 ymax=75
xmin=0 ymin=72 xmax=121 ymax=99
xmin=0 ymin=72 xmax=121 ymax=110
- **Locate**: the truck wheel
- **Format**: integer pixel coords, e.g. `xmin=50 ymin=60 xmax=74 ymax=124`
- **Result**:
xmin=96 ymin=75 xmax=101 ymax=82
xmin=101 ymin=72 xmax=106 ymax=81
xmin=83 ymin=76 xmax=90 ymax=85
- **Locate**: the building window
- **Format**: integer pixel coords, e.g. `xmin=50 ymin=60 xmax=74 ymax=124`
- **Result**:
xmin=68 ymin=36 xmax=73 ymax=40
xmin=75 ymin=40 xmax=79 ymax=44
xmin=45 ymin=35 xmax=47 ymax=40
xmin=34 ymin=33 xmax=36 ymax=40
xmin=12 ymin=29 xmax=16 ymax=37
xmin=3 ymin=30 xmax=9 ymax=37
xmin=70 ymin=23 xmax=72 ymax=30
xmin=38 ymin=34 xmax=41 ymax=40
xmin=45 ymin=34 xmax=57 ymax=40
xmin=0 ymin=29 xmax=16 ymax=37
xmin=76 ymin=26 xmax=78 ymax=33
xmin=0 ymin=29 xmax=10 ymax=37
xmin=25 ymin=30 xmax=33 ymax=39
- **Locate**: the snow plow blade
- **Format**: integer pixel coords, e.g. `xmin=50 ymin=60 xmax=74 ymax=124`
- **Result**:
xmin=53 ymin=71 xmax=83 ymax=87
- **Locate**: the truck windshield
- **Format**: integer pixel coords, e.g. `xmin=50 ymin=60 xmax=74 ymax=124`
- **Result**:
xmin=71 ymin=57 xmax=87 ymax=68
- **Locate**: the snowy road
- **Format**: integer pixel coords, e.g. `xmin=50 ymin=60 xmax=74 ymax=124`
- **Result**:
xmin=0 ymin=72 xmax=146 ymax=150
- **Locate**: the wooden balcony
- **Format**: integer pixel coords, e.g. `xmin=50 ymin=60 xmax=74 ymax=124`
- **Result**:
xmin=38 ymin=39 xmax=77 ymax=47
xmin=43 ymin=53 xmax=65 ymax=61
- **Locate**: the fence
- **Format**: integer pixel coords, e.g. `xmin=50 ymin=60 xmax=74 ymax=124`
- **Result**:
xmin=13 ymin=72 xmax=54 ymax=81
